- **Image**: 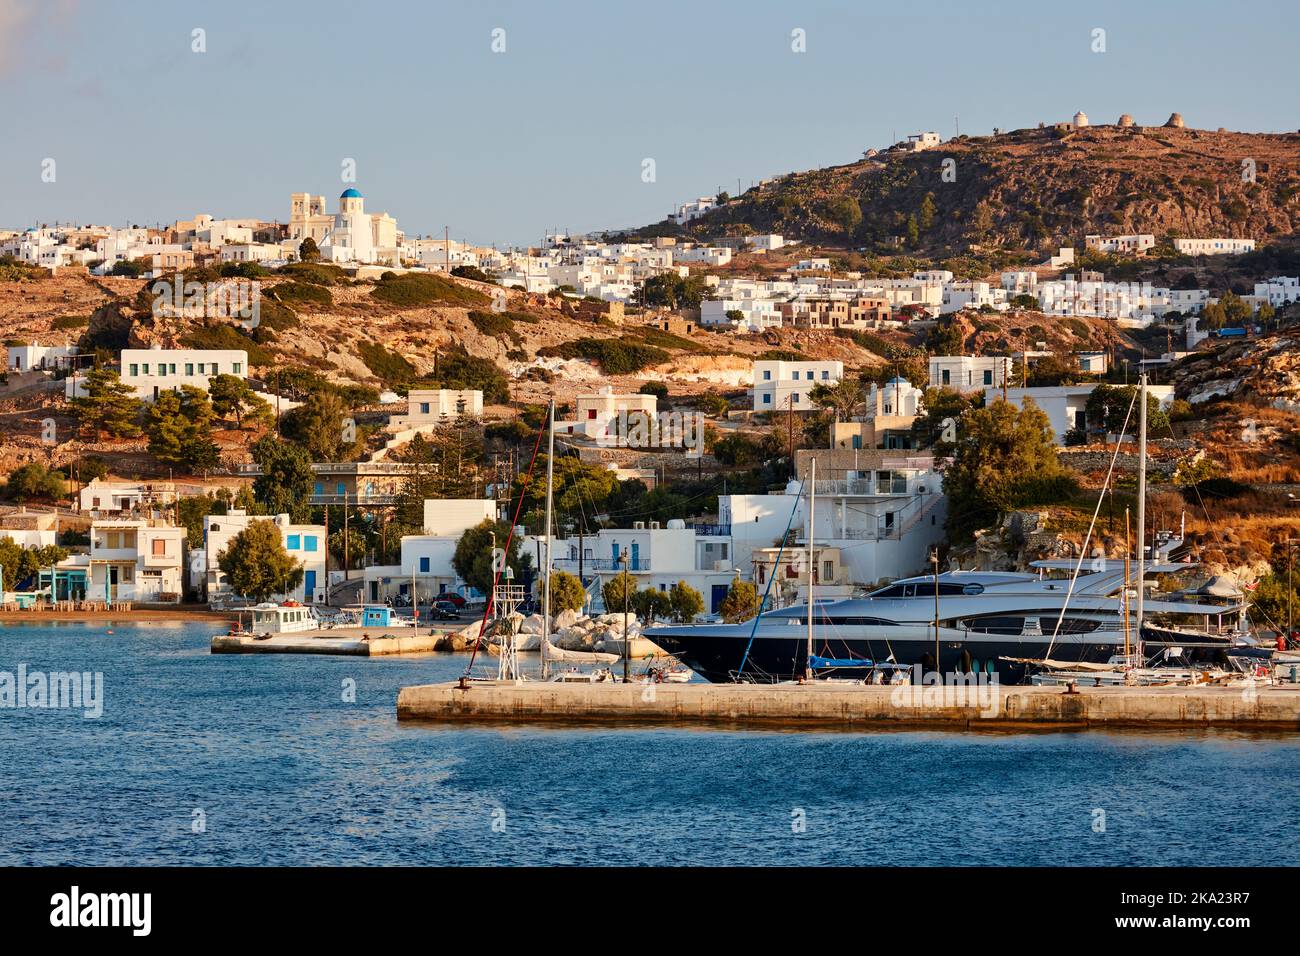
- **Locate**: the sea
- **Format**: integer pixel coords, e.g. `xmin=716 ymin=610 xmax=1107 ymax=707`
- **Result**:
xmin=2 ymin=620 xmax=1298 ymax=866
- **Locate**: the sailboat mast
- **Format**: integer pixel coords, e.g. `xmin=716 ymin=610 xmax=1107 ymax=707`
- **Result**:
xmin=1135 ymin=373 xmax=1147 ymax=664
xmin=806 ymin=457 xmax=816 ymax=680
xmin=541 ymin=400 xmax=555 ymax=680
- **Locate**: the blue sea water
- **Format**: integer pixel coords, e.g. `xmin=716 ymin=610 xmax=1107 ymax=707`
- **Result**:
xmin=1 ymin=620 xmax=1298 ymax=866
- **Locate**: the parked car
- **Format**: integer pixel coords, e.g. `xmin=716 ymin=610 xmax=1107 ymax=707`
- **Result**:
xmin=431 ymin=601 xmax=460 ymax=621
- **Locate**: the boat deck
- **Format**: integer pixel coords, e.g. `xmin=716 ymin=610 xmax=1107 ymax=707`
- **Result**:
xmin=212 ymin=627 xmax=446 ymax=656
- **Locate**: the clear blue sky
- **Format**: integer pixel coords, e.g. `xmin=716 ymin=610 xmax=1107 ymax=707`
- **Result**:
xmin=2 ymin=0 xmax=1296 ymax=245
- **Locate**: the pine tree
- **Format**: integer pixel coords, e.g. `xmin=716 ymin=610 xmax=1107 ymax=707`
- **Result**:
xmin=71 ymin=367 xmax=143 ymax=439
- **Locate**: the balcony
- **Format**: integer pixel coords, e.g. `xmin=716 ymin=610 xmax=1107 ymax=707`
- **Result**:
xmin=552 ymin=557 xmax=651 ymax=573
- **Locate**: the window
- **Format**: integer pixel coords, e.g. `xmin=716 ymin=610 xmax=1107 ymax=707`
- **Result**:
xmin=941 ymin=369 xmax=950 ymax=385
xmin=197 ymin=363 xmax=205 ymax=374
xmin=419 ymin=557 xmax=430 ymax=573
xmin=805 ymin=371 xmax=814 ymax=380
xmin=821 ymin=370 xmax=829 ymax=379
xmin=233 ymin=363 xmax=242 ymax=375
xmin=169 ymin=363 xmax=177 ymax=374
xmin=792 ymin=393 xmax=800 ymax=404
xmin=185 ymin=363 xmax=194 ymax=375
xmin=983 ymin=369 xmax=993 ymax=385
xmin=142 ymin=364 xmax=150 ymax=375
xmin=762 ymin=370 xmax=771 ymax=381
xmin=420 ymin=402 xmax=430 ymax=414
xmin=313 ymin=483 xmax=323 ymax=495
xmin=286 ymin=535 xmax=300 ymax=550
xmin=762 ymin=394 xmax=772 ymax=404
xmin=151 ymin=538 xmax=167 ymax=556
xmin=336 ymin=483 xmax=345 ymax=495
xmin=129 ymin=364 xmax=139 ymax=377
xmin=303 ymin=536 xmax=318 ymax=552
xmin=823 ymin=560 xmax=834 ymax=580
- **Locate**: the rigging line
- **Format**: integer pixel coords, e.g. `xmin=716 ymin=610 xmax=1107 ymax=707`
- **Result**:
xmin=1043 ymin=387 xmax=1140 ymax=661
xmin=463 ymin=415 xmax=547 ymax=679
xmin=737 ymin=476 xmax=806 ymax=678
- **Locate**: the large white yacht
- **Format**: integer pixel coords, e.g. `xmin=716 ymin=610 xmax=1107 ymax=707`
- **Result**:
xmin=646 ymin=560 xmax=1257 ymax=684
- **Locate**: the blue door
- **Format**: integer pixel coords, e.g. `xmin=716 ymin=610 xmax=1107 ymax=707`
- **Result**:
xmin=304 ymin=570 xmax=316 ymax=601
xmin=711 ymin=584 xmax=729 ymax=614
xmin=631 ymin=542 xmax=640 ymax=570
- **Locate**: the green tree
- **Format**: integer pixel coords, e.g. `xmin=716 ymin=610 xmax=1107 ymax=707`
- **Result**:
xmin=547 ymin=569 xmax=586 ymax=614
xmin=601 ymin=571 xmax=637 ymax=615
xmin=298 ymin=237 xmax=321 ymax=263
xmin=942 ymin=398 xmax=1077 ymax=543
xmin=668 ymin=580 xmax=705 ymax=623
xmin=919 ymin=192 xmax=937 ymax=231
xmin=71 ymin=367 xmax=143 ymax=439
xmin=217 ymin=520 xmax=304 ymax=601
xmin=631 ymin=587 xmax=673 ymax=623
xmin=329 ymin=526 xmax=368 ymax=569
xmin=905 ymin=214 xmax=920 ymax=247
xmin=1085 ymin=384 xmax=1169 ymax=437
xmin=719 ymin=579 xmax=760 ymax=623
xmin=146 ymin=385 xmax=220 ymax=472
xmin=452 ymin=519 xmax=530 ymax=597
xmin=177 ymin=492 xmax=229 ymax=548
xmin=280 ymin=389 xmax=358 ymax=460
xmin=209 ymin=373 xmax=270 ymax=430
xmin=3 ymin=462 xmax=67 ymax=502
xmin=250 ymin=435 xmax=314 ymax=523
xmin=910 ymin=387 xmax=978 ymax=454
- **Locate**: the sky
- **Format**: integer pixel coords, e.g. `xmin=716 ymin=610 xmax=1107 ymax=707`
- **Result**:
xmin=1 ymin=0 xmax=1296 ymax=246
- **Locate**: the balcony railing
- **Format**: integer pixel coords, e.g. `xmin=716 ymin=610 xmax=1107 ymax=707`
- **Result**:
xmin=690 ymin=523 xmax=731 ymax=537
xmin=552 ymin=558 xmax=651 ymax=572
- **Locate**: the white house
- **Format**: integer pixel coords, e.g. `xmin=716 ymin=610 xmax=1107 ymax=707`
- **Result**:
xmin=88 ymin=519 xmax=186 ymax=603
xmin=752 ymin=359 xmax=843 ymax=411
xmin=1254 ymin=277 xmax=1299 ymax=309
xmin=995 ymin=384 xmax=1176 ymax=443
xmin=533 ymin=521 xmax=742 ymax=616
xmin=7 ymin=341 xmax=77 ymax=371
xmin=203 ymin=511 xmax=327 ymax=604
xmin=928 ymin=355 xmax=1014 ymax=391
xmin=673 ymin=197 xmax=716 ymax=226
xmin=1085 ymin=234 xmax=1155 ymax=255
xmin=390 ymin=389 xmax=484 ymax=428
xmin=560 ymin=387 xmax=658 ymax=441
xmin=66 ymin=347 xmax=248 ymax=401
xmin=1173 ymin=237 xmax=1256 ymax=256
xmin=362 ymin=498 xmax=497 ymax=605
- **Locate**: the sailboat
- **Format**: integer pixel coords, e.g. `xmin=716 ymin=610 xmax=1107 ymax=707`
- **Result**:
xmin=538 ymin=400 xmax=619 ymax=680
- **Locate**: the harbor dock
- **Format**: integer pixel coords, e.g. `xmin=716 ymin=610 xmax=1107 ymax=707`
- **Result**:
xmin=212 ymin=628 xmax=444 ymax=656
xmin=396 ymin=680 xmax=1300 ymax=730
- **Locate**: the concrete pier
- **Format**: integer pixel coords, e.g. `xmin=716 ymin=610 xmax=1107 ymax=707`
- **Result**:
xmin=213 ymin=628 xmax=443 ymax=656
xmin=396 ymin=680 xmax=1300 ymax=730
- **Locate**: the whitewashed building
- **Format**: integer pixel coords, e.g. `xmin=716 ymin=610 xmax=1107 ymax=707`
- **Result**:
xmin=752 ymin=359 xmax=842 ymax=411
xmin=1173 ymin=237 xmax=1255 ymax=256
xmin=203 ymin=511 xmax=327 ymax=604
xmin=88 ymin=519 xmax=186 ymax=603
xmin=928 ymin=355 xmax=1014 ymax=390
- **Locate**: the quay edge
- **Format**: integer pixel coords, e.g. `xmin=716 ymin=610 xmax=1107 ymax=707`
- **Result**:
xmin=395 ymin=681 xmax=1300 ymax=730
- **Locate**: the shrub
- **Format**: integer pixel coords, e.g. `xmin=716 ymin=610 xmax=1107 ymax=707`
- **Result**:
xmin=537 ymin=338 xmax=668 ymax=374
xmin=357 ymin=341 xmax=417 ymax=386
xmin=371 ymin=272 xmax=489 ymax=308
xmin=468 ymin=310 xmax=514 ymax=337
xmin=180 ymin=323 xmax=273 ymax=366
xmin=269 ymin=281 xmax=332 ymax=309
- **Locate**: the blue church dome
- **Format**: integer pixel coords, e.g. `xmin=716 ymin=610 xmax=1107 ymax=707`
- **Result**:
xmin=340 ymin=187 xmax=363 ymax=199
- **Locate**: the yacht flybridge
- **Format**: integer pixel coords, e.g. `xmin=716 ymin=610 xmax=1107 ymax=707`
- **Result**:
xmin=646 ymin=559 xmax=1252 ymax=683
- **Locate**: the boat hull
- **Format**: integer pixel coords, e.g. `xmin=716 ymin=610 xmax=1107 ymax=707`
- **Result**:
xmin=645 ymin=624 xmax=1243 ymax=685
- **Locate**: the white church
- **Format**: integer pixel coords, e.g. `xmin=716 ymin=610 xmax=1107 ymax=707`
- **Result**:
xmin=289 ymin=187 xmax=402 ymax=265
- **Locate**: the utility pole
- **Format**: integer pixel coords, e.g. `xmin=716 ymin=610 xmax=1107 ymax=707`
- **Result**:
xmin=620 ymin=547 xmax=630 ymax=683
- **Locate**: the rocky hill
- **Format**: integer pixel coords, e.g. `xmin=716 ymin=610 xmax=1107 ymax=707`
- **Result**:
xmin=637 ymin=123 xmax=1300 ymax=257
